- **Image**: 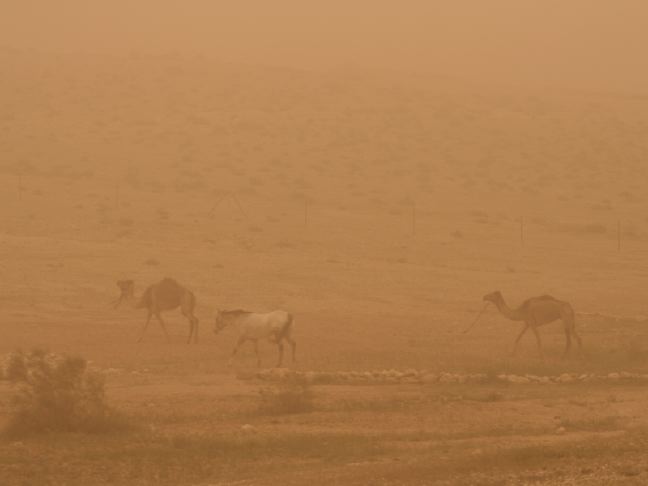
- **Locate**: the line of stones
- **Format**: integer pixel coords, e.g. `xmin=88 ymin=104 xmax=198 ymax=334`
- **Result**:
xmin=254 ymin=368 xmax=648 ymax=385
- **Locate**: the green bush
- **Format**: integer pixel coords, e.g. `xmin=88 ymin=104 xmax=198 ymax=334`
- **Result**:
xmin=3 ymin=349 xmax=130 ymax=437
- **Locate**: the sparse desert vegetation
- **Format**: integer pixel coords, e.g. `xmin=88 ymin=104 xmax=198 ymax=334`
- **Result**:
xmin=2 ymin=350 xmax=130 ymax=438
xmin=256 ymin=380 xmax=315 ymax=415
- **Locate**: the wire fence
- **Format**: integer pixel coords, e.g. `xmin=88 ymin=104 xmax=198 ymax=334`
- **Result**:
xmin=4 ymin=173 xmax=645 ymax=256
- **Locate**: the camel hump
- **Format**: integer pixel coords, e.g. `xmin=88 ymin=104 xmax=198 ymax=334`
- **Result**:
xmin=154 ymin=278 xmax=185 ymax=306
xmin=158 ymin=277 xmax=181 ymax=287
xmin=520 ymin=294 xmax=557 ymax=311
xmin=526 ymin=294 xmax=560 ymax=304
xmin=536 ymin=294 xmax=572 ymax=308
xmin=536 ymin=294 xmax=558 ymax=301
xmin=159 ymin=277 xmax=182 ymax=290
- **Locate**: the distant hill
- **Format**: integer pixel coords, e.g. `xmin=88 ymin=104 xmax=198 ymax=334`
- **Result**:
xmin=1 ymin=49 xmax=647 ymax=220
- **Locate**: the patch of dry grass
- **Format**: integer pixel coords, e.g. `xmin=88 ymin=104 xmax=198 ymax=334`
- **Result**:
xmin=256 ymin=380 xmax=315 ymax=415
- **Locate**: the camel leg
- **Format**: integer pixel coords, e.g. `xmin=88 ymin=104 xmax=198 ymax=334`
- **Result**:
xmin=181 ymin=293 xmax=198 ymax=344
xmin=184 ymin=315 xmax=192 ymax=344
xmin=531 ymin=326 xmax=544 ymax=358
xmin=569 ymin=319 xmax=583 ymax=349
xmin=511 ymin=324 xmax=529 ymax=356
xmin=285 ymin=337 xmax=297 ymax=363
xmin=113 ymin=295 xmax=124 ymax=309
xmin=229 ymin=337 xmax=246 ymax=366
xmin=186 ymin=317 xmax=199 ymax=344
xmin=571 ymin=326 xmax=583 ymax=352
xmin=185 ymin=320 xmax=192 ymax=344
xmin=254 ymin=341 xmax=261 ymax=368
xmin=155 ymin=313 xmax=171 ymax=342
xmin=562 ymin=324 xmax=572 ymax=358
xmin=276 ymin=341 xmax=284 ymax=368
xmin=138 ymin=312 xmax=153 ymax=343
xmin=571 ymin=329 xmax=583 ymax=359
xmin=181 ymin=305 xmax=196 ymax=344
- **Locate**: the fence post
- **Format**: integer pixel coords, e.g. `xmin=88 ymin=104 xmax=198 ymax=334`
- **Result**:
xmin=412 ymin=204 xmax=417 ymax=235
xmin=617 ymin=220 xmax=621 ymax=252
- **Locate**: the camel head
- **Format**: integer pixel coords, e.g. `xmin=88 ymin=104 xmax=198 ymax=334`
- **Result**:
xmin=483 ymin=290 xmax=503 ymax=305
xmin=114 ymin=280 xmax=135 ymax=308
xmin=213 ymin=309 xmax=227 ymax=334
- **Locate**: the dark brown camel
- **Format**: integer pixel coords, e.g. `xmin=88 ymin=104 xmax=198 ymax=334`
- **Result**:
xmin=114 ymin=278 xmax=199 ymax=344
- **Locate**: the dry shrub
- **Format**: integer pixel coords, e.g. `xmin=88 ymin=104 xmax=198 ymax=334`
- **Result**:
xmin=2 ymin=349 xmax=130 ymax=438
xmin=257 ymin=380 xmax=314 ymax=415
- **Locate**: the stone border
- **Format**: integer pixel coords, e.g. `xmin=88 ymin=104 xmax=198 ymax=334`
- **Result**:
xmin=252 ymin=368 xmax=648 ymax=386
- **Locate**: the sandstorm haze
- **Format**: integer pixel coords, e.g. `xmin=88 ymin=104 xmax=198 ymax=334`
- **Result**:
xmin=3 ymin=1 xmax=648 ymax=91
xmin=2 ymin=2 xmax=648 ymax=485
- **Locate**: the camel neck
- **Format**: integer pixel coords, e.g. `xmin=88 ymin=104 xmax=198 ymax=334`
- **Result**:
xmin=134 ymin=293 xmax=146 ymax=309
xmin=494 ymin=297 xmax=524 ymax=321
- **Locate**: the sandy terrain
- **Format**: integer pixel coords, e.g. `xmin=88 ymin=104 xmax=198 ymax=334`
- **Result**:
xmin=1 ymin=49 xmax=648 ymax=484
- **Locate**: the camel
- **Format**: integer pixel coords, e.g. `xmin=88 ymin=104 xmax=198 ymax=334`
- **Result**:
xmin=114 ymin=278 xmax=199 ymax=344
xmin=213 ymin=309 xmax=296 ymax=367
xmin=483 ymin=291 xmax=582 ymax=357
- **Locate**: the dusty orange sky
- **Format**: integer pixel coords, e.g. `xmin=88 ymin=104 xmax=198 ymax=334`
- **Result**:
xmin=2 ymin=1 xmax=648 ymax=91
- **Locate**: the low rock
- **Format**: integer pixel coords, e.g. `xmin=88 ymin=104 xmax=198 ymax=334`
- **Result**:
xmin=315 ymin=372 xmax=335 ymax=384
xmin=241 ymin=424 xmax=257 ymax=434
xmin=401 ymin=377 xmax=420 ymax=385
xmin=439 ymin=373 xmax=459 ymax=384
xmin=558 ymin=373 xmax=575 ymax=383
xmin=257 ymin=369 xmax=273 ymax=380
xmin=421 ymin=373 xmax=438 ymax=384
xmin=468 ymin=373 xmax=488 ymax=383
xmin=507 ymin=375 xmax=530 ymax=384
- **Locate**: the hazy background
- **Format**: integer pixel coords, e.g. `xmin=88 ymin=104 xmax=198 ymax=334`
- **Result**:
xmin=4 ymin=2 xmax=648 ymax=485
xmin=3 ymin=1 xmax=648 ymax=92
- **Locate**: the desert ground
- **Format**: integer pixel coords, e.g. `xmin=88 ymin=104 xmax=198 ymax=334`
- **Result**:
xmin=2 ymin=49 xmax=648 ymax=485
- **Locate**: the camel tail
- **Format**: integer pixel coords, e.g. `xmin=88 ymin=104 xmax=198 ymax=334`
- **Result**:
xmin=188 ymin=291 xmax=197 ymax=315
xmin=277 ymin=313 xmax=294 ymax=341
xmin=564 ymin=303 xmax=577 ymax=331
